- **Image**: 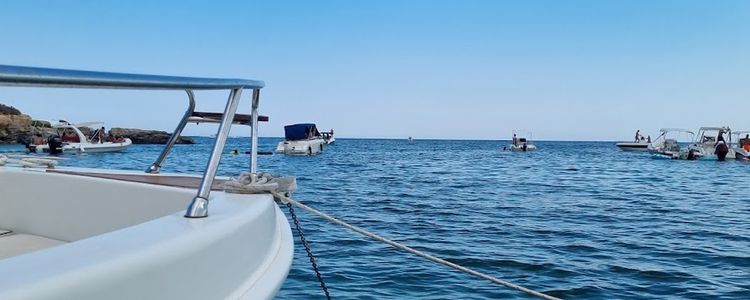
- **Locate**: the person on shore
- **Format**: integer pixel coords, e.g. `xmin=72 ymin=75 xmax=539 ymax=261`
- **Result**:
xmin=634 ymin=130 xmax=641 ymax=142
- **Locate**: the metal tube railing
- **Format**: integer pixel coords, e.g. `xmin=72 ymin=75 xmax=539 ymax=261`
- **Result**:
xmin=0 ymin=65 xmax=266 ymax=219
xmin=250 ymin=89 xmax=260 ymax=182
xmin=0 ymin=65 xmax=264 ymax=90
xmin=185 ymin=88 xmax=243 ymax=218
xmin=146 ymin=89 xmax=196 ymax=173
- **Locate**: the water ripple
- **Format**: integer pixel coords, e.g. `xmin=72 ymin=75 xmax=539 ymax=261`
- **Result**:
xmin=3 ymin=139 xmax=748 ymax=299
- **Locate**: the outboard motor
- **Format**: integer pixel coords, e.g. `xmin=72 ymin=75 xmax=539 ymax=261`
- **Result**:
xmin=17 ymin=135 xmax=35 ymax=153
xmin=47 ymin=134 xmax=63 ymax=155
xmin=715 ymin=142 xmax=729 ymax=161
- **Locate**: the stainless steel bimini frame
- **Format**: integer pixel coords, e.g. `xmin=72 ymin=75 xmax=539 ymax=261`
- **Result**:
xmin=0 ymin=65 xmax=265 ymax=218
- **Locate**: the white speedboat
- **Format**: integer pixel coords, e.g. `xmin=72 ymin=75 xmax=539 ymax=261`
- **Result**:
xmin=688 ymin=126 xmax=735 ymax=160
xmin=0 ymin=65 xmax=293 ymax=299
xmin=31 ymin=121 xmax=132 ymax=153
xmin=321 ymin=129 xmax=335 ymax=145
xmin=647 ymin=128 xmax=702 ymax=160
xmin=276 ymin=123 xmax=325 ymax=155
xmin=730 ymin=130 xmax=750 ymax=160
xmin=506 ymin=133 xmax=536 ymax=152
xmin=615 ymin=140 xmax=650 ymax=152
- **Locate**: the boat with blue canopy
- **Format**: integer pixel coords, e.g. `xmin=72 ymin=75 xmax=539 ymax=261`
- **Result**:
xmin=276 ymin=123 xmax=325 ymax=155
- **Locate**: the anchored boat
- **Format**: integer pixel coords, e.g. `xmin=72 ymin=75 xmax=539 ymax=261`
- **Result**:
xmin=647 ymin=128 xmax=700 ymax=159
xmin=688 ymin=126 xmax=735 ymax=160
xmin=0 ymin=65 xmax=293 ymax=299
xmin=730 ymin=130 xmax=750 ymax=160
xmin=30 ymin=121 xmax=132 ymax=153
xmin=615 ymin=140 xmax=650 ymax=152
xmin=276 ymin=123 xmax=325 ymax=155
xmin=506 ymin=132 xmax=536 ymax=152
xmin=321 ymin=129 xmax=335 ymax=145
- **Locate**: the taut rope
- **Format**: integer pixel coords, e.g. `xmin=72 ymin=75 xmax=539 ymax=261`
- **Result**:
xmin=224 ymin=172 xmax=561 ymax=300
xmin=272 ymin=192 xmax=561 ymax=300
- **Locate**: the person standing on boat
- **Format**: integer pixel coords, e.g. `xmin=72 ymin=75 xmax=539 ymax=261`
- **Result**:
xmin=512 ymin=133 xmax=518 ymax=146
xmin=647 ymin=135 xmax=651 ymax=143
xmin=93 ymin=126 xmax=107 ymax=143
xmin=716 ymin=129 xmax=726 ymax=145
xmin=634 ymin=130 xmax=641 ymax=142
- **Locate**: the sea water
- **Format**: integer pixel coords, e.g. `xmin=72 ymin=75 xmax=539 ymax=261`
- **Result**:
xmin=2 ymin=138 xmax=748 ymax=299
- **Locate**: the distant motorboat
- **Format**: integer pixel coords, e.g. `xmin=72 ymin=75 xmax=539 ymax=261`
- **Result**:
xmin=321 ymin=129 xmax=335 ymax=145
xmin=276 ymin=123 xmax=325 ymax=155
xmin=687 ymin=127 xmax=735 ymax=160
xmin=30 ymin=121 xmax=131 ymax=154
xmin=506 ymin=132 xmax=536 ymax=152
xmin=647 ymin=128 xmax=701 ymax=160
xmin=615 ymin=141 xmax=650 ymax=152
xmin=730 ymin=130 xmax=750 ymax=160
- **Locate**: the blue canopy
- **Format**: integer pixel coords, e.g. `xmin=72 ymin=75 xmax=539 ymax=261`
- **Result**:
xmin=284 ymin=123 xmax=320 ymax=141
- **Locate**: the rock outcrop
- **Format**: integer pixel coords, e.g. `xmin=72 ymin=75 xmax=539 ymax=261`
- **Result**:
xmin=110 ymin=127 xmax=195 ymax=144
xmin=0 ymin=114 xmax=32 ymax=144
xmin=0 ymin=103 xmax=195 ymax=145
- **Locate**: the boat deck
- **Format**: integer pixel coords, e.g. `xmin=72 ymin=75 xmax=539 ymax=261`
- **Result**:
xmin=46 ymin=170 xmax=228 ymax=191
xmin=0 ymin=230 xmax=66 ymax=260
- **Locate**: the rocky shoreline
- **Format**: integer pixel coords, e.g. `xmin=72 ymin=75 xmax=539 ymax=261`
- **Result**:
xmin=0 ymin=103 xmax=194 ymax=145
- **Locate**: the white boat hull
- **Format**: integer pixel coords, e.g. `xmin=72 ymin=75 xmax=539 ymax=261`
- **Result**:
xmin=508 ymin=144 xmax=537 ymax=152
xmin=734 ymin=148 xmax=750 ymax=160
xmin=691 ymin=143 xmax=736 ymax=161
xmin=0 ymin=167 xmax=293 ymax=299
xmin=616 ymin=142 xmax=650 ymax=152
xmin=276 ymin=139 xmax=325 ymax=155
xmin=34 ymin=139 xmax=133 ymax=153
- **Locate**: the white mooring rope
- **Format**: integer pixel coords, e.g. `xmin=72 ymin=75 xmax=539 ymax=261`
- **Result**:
xmin=271 ymin=191 xmax=562 ymax=300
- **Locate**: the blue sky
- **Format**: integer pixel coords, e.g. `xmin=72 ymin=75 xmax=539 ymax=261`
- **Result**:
xmin=0 ymin=0 xmax=748 ymax=140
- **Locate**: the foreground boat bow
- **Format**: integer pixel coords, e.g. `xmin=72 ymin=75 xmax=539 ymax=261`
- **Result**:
xmin=0 ymin=65 xmax=293 ymax=299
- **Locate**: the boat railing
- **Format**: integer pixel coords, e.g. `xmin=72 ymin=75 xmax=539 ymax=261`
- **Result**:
xmin=0 ymin=64 xmax=266 ymax=218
